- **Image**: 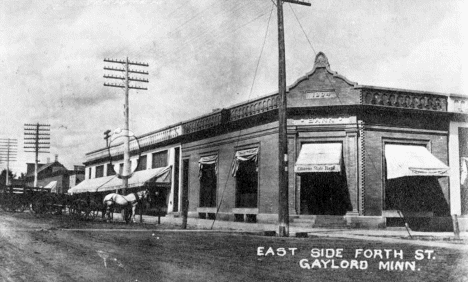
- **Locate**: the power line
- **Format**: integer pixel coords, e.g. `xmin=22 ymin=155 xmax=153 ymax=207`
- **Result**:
xmin=210 ymin=3 xmax=276 ymax=230
xmin=288 ymin=3 xmax=316 ymax=55
xmin=249 ymin=4 xmax=275 ymax=97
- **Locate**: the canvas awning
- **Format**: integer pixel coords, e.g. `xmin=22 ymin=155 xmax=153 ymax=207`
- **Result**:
xmin=199 ymin=155 xmax=218 ymax=178
xmin=230 ymin=148 xmax=259 ymax=177
xmin=68 ymin=166 xmax=171 ymax=194
xmin=294 ymin=143 xmax=342 ymax=173
xmin=43 ymin=181 xmax=58 ymax=193
xmin=385 ymin=144 xmax=449 ymax=179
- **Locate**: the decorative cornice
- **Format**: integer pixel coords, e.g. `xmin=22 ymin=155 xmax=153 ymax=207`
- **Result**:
xmin=361 ymin=88 xmax=447 ymax=112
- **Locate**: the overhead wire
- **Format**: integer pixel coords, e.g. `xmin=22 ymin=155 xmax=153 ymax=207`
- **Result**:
xmin=210 ymin=3 xmax=275 ymax=230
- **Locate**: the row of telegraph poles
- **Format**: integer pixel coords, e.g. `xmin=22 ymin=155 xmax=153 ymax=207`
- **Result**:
xmin=103 ymin=57 xmax=149 ymax=193
xmin=0 ymin=124 xmax=50 ymax=187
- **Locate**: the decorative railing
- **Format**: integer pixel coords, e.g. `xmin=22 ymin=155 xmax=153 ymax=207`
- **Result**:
xmin=182 ymin=112 xmax=223 ymax=134
xmin=138 ymin=125 xmax=182 ymax=147
xmin=86 ymin=125 xmax=183 ymax=161
xmin=361 ymin=89 xmax=447 ymax=111
xmin=230 ymin=95 xmax=279 ymax=121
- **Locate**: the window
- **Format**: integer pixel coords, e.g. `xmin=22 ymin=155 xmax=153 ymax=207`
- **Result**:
xmin=199 ymin=155 xmax=217 ymax=207
xmin=136 ymin=155 xmax=147 ymax=171
xmin=119 ymin=163 xmax=124 ymax=175
xmin=235 ymin=159 xmax=258 ymax=207
xmin=88 ymin=167 xmax=92 ymax=179
xmin=107 ymin=163 xmax=116 ymax=176
xmin=95 ymin=165 xmax=104 ymax=178
xmin=152 ymin=151 xmax=168 ymax=168
xmin=232 ymin=148 xmax=258 ymax=208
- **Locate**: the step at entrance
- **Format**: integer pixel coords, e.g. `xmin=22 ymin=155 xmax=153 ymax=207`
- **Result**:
xmin=291 ymin=215 xmax=349 ymax=228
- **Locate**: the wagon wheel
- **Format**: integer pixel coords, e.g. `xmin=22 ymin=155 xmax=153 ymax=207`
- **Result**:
xmin=68 ymin=200 xmax=79 ymax=216
xmin=48 ymin=194 xmax=62 ymax=215
xmin=31 ymin=195 xmax=48 ymax=214
xmin=12 ymin=196 xmax=27 ymax=213
xmin=1 ymin=195 xmax=11 ymax=212
xmin=87 ymin=200 xmax=100 ymax=220
xmin=78 ymin=200 xmax=95 ymax=220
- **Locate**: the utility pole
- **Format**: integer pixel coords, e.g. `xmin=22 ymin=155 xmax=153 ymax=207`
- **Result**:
xmin=276 ymin=0 xmax=310 ymax=237
xmin=24 ymin=123 xmax=51 ymax=187
xmin=104 ymin=57 xmax=148 ymax=194
xmin=0 ymin=138 xmax=18 ymax=186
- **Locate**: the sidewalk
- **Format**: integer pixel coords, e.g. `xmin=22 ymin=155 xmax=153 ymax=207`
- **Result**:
xmin=134 ymin=215 xmax=468 ymax=250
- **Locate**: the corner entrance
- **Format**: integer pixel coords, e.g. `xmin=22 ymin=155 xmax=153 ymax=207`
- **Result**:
xmin=300 ymin=172 xmax=349 ymax=215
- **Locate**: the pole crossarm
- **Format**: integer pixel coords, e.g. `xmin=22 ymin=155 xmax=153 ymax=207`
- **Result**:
xmin=129 ymin=77 xmax=149 ymax=83
xmin=104 ymin=83 xmax=125 ymax=88
xmin=129 ymin=86 xmax=148 ymax=90
xmin=282 ymin=0 xmax=311 ymax=6
xmin=104 ymin=74 xmax=125 ymax=80
xmin=104 ymin=58 xmax=149 ymax=67
xmin=104 ymin=66 xmax=125 ymax=72
xmin=129 ymin=69 xmax=149 ymax=75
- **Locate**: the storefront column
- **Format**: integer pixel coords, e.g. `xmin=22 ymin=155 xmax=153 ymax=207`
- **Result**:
xmin=345 ymin=128 xmax=359 ymax=216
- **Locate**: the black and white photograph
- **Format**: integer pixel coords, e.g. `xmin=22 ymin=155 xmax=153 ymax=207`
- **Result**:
xmin=1 ymin=0 xmax=467 ymax=281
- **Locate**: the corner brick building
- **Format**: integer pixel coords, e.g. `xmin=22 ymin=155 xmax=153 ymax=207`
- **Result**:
xmin=74 ymin=52 xmax=468 ymax=231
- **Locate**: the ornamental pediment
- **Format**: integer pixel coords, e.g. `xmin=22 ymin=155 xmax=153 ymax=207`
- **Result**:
xmin=288 ymin=52 xmax=360 ymax=107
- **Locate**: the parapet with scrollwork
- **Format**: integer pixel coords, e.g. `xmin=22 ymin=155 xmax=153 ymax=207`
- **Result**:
xmin=360 ymin=87 xmax=447 ymax=111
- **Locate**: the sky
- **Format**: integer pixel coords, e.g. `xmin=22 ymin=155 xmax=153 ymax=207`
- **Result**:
xmin=0 ymin=0 xmax=466 ymax=174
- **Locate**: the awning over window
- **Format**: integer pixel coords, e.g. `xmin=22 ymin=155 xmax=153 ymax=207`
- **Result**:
xmin=385 ymin=144 xmax=449 ymax=179
xmin=231 ymin=148 xmax=259 ymax=177
xmin=68 ymin=166 xmax=171 ymax=194
xmin=43 ymin=181 xmax=58 ymax=193
xmin=199 ymin=155 xmax=218 ymax=178
xmin=294 ymin=143 xmax=342 ymax=173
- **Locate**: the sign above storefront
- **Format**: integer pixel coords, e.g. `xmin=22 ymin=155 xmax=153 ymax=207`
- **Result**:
xmin=295 ymin=164 xmax=340 ymax=173
xmin=292 ymin=117 xmax=351 ymax=125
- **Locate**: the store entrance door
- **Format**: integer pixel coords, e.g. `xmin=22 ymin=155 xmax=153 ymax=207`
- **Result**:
xmin=300 ymin=172 xmax=350 ymax=215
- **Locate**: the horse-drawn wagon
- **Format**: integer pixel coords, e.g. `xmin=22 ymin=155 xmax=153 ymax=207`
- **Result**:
xmin=0 ymin=184 xmax=67 ymax=214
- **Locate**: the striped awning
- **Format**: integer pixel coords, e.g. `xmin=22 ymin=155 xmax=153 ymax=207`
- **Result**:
xmin=68 ymin=166 xmax=171 ymax=194
xmin=385 ymin=144 xmax=449 ymax=179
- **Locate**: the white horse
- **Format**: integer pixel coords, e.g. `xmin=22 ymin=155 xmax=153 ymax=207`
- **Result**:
xmin=103 ymin=189 xmax=149 ymax=223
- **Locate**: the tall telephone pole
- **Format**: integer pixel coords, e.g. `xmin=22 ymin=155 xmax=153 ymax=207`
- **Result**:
xmin=24 ymin=123 xmax=51 ymax=187
xmin=0 ymin=138 xmax=18 ymax=186
xmin=277 ymin=0 xmax=310 ymax=237
xmin=104 ymin=57 xmax=148 ymax=193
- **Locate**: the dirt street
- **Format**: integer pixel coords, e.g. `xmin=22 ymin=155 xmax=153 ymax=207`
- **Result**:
xmin=1 ymin=212 xmax=467 ymax=282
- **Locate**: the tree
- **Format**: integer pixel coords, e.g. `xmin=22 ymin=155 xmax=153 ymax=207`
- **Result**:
xmin=0 ymin=169 xmax=16 ymax=186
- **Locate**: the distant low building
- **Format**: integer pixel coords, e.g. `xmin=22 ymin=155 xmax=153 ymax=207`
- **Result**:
xmin=25 ymin=156 xmax=85 ymax=194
